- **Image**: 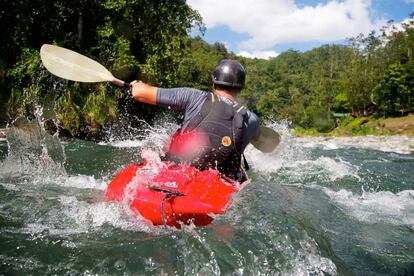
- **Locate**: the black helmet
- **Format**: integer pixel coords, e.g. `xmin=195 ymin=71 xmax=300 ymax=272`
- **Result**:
xmin=212 ymin=59 xmax=245 ymax=88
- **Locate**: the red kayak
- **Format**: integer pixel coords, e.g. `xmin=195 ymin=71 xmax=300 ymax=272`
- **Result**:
xmin=105 ymin=161 xmax=249 ymax=228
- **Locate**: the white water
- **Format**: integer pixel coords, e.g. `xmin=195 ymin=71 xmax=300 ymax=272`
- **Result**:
xmin=297 ymin=135 xmax=414 ymax=154
xmin=2 ymin=119 xmax=414 ymax=274
xmin=323 ymin=188 xmax=414 ymax=228
xmin=3 ymin=118 xmax=413 ymax=233
xmin=244 ymin=122 xmax=414 ymax=234
xmin=81 ymin=122 xmax=414 ymax=235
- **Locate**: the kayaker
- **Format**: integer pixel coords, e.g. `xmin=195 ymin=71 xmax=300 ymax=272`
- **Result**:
xmin=130 ymin=59 xmax=260 ymax=181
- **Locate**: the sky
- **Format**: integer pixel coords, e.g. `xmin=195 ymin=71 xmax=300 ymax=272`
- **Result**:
xmin=187 ymin=0 xmax=414 ymax=59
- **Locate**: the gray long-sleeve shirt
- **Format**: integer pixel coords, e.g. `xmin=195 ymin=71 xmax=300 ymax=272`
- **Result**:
xmin=157 ymin=87 xmax=260 ymax=152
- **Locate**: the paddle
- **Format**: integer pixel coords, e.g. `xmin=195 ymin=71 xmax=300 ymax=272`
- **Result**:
xmin=40 ymin=44 xmax=281 ymax=153
xmin=251 ymin=125 xmax=281 ymax=153
xmin=40 ymin=44 xmax=131 ymax=88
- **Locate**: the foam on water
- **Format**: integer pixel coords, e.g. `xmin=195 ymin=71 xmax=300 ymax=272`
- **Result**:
xmin=287 ymin=236 xmax=337 ymax=275
xmin=100 ymin=139 xmax=146 ymax=148
xmin=10 ymin=194 xmax=156 ymax=238
xmin=323 ymin=187 xmax=414 ymax=228
xmin=245 ymin=122 xmax=359 ymax=183
xmin=0 ymin=154 xmax=66 ymax=186
xmin=60 ymin=175 xmax=108 ymax=190
xmin=54 ymin=150 xmax=173 ymax=234
xmin=58 ymin=195 xmax=151 ymax=232
xmin=297 ymin=135 xmax=414 ymax=154
xmin=248 ymin=149 xmax=359 ymax=184
xmin=0 ymin=183 xmax=20 ymax=192
xmin=310 ymin=157 xmax=359 ymax=181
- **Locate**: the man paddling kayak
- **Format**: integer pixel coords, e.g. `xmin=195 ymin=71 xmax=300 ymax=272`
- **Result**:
xmin=39 ymin=45 xmax=278 ymax=180
xmin=39 ymin=45 xmax=278 ymax=227
xmin=130 ymin=59 xmax=260 ymax=181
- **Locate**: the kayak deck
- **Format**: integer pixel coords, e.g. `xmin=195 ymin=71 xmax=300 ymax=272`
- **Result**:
xmin=105 ymin=161 xmax=249 ymax=228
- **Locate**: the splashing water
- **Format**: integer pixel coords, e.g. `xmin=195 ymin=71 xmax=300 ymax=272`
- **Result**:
xmin=1 ymin=115 xmax=414 ymax=274
xmin=1 ymin=108 xmax=66 ymax=181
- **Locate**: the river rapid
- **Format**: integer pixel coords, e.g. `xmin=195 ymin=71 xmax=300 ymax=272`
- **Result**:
xmin=0 ymin=118 xmax=413 ymax=275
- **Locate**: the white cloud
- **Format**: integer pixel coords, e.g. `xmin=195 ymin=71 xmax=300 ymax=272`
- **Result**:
xmin=188 ymin=0 xmax=386 ymax=50
xmin=238 ymin=50 xmax=279 ymax=59
xmin=381 ymin=17 xmax=413 ymax=40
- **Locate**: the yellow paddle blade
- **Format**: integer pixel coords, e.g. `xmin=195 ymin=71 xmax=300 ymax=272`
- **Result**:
xmin=40 ymin=44 xmax=115 ymax=83
xmin=251 ymin=126 xmax=281 ymax=153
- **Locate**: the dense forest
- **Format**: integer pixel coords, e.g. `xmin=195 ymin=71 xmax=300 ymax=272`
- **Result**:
xmin=1 ymin=1 xmax=413 ymax=139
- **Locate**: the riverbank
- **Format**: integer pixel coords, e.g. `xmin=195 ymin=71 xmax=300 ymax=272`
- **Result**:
xmin=296 ymin=114 xmax=414 ymax=137
xmin=2 ymin=114 xmax=414 ymax=143
xmin=367 ymin=114 xmax=414 ymax=136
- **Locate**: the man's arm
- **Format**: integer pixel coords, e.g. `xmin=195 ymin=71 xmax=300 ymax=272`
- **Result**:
xmin=131 ymin=81 xmax=157 ymax=105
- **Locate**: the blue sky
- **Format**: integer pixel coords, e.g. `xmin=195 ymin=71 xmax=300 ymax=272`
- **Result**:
xmin=188 ymin=0 xmax=414 ymax=59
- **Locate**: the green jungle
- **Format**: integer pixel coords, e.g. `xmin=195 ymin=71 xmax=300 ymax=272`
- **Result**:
xmin=1 ymin=1 xmax=414 ymax=140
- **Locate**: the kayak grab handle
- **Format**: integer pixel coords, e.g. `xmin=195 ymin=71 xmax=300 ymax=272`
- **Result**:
xmin=148 ymin=185 xmax=185 ymax=197
xmin=148 ymin=185 xmax=185 ymax=229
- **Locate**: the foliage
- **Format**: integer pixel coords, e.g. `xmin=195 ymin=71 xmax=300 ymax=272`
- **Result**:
xmin=236 ymin=16 xmax=414 ymax=132
xmin=1 ymin=0 xmax=203 ymax=137
xmin=176 ymin=37 xmax=229 ymax=91
xmin=294 ymin=127 xmax=320 ymax=136
xmin=176 ymin=13 xmax=414 ymax=134
xmin=55 ymin=88 xmax=82 ymax=136
xmin=375 ymin=63 xmax=413 ymax=116
xmin=328 ymin=116 xmax=391 ymax=136
xmin=2 ymin=2 xmax=414 ymax=137
xmin=7 ymin=48 xmax=51 ymax=117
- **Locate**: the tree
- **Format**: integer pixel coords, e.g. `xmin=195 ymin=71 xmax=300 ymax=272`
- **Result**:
xmin=2 ymin=0 xmax=204 ymax=137
xmin=176 ymin=37 xmax=227 ymax=91
xmin=375 ymin=63 xmax=413 ymax=116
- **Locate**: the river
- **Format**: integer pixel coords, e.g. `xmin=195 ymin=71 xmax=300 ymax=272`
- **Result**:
xmin=0 ymin=118 xmax=413 ymax=275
